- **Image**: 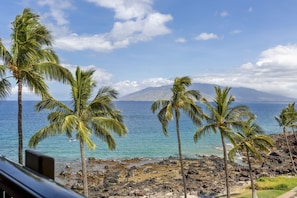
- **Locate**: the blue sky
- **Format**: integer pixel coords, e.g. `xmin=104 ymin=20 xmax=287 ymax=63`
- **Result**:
xmin=1 ymin=0 xmax=297 ymax=100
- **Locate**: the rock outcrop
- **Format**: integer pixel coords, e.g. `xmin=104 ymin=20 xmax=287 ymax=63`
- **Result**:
xmin=57 ymin=133 xmax=297 ymax=197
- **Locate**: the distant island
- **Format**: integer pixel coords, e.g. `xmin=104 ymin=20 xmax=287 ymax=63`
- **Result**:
xmin=119 ymin=83 xmax=296 ymax=103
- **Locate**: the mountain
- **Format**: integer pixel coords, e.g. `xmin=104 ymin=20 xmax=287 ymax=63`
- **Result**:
xmin=119 ymin=83 xmax=296 ymax=103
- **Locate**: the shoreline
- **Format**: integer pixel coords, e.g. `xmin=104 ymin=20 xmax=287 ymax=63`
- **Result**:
xmin=56 ymin=133 xmax=297 ymax=197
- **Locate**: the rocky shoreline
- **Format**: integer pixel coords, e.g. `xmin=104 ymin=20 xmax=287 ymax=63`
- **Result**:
xmin=57 ymin=133 xmax=297 ymax=197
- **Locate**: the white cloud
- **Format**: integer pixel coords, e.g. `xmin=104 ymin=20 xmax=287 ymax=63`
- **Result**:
xmin=220 ymin=11 xmax=229 ymax=17
xmin=107 ymin=12 xmax=172 ymax=44
xmin=39 ymin=0 xmax=172 ymax=51
xmin=175 ymin=37 xmax=187 ymax=43
xmin=141 ymin=78 xmax=173 ymax=86
xmin=248 ymin=7 xmax=253 ymax=13
xmin=114 ymin=78 xmax=172 ymax=96
xmin=195 ymin=33 xmax=219 ymax=41
xmin=87 ymin=0 xmax=152 ymax=20
xmin=230 ymin=29 xmax=242 ymax=34
xmin=256 ymin=44 xmax=297 ymax=69
xmin=55 ymin=34 xmax=113 ymax=51
xmin=37 ymin=0 xmax=73 ymax=25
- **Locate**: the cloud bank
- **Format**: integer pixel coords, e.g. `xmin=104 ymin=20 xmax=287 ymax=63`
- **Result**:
xmin=114 ymin=44 xmax=297 ymax=97
xmin=6 ymin=44 xmax=297 ymax=100
xmin=192 ymin=44 xmax=297 ymax=98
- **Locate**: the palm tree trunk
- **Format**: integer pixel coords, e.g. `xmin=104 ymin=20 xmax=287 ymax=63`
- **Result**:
xmin=220 ymin=132 xmax=230 ymax=198
xmin=175 ymin=110 xmax=187 ymax=198
xmin=18 ymin=81 xmax=23 ymax=164
xmin=79 ymin=139 xmax=88 ymax=197
xmin=284 ymin=127 xmax=297 ymax=174
xmin=292 ymin=127 xmax=297 ymax=142
xmin=247 ymin=150 xmax=258 ymax=198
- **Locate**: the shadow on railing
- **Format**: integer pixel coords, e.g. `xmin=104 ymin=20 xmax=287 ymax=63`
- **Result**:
xmin=0 ymin=150 xmax=84 ymax=198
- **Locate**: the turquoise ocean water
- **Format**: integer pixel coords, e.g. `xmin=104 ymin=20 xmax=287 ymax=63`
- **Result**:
xmin=0 ymin=101 xmax=287 ymax=163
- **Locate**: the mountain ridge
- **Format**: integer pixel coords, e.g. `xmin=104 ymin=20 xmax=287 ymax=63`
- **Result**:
xmin=119 ymin=83 xmax=296 ymax=103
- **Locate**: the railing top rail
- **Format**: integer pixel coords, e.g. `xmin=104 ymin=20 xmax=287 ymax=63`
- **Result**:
xmin=0 ymin=156 xmax=84 ymax=198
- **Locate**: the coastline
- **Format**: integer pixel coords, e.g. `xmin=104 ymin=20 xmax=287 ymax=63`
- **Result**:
xmin=55 ymin=133 xmax=297 ymax=197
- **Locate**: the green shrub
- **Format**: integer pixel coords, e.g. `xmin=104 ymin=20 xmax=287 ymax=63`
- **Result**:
xmin=274 ymin=184 xmax=288 ymax=190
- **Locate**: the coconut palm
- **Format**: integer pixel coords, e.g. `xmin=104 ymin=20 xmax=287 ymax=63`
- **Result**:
xmin=275 ymin=104 xmax=297 ymax=174
xmin=284 ymin=103 xmax=297 ymax=141
xmin=151 ymin=76 xmax=203 ymax=198
xmin=29 ymin=67 xmax=128 ymax=197
xmin=194 ymin=86 xmax=251 ymax=198
xmin=228 ymin=116 xmax=274 ymax=198
xmin=0 ymin=8 xmax=72 ymax=164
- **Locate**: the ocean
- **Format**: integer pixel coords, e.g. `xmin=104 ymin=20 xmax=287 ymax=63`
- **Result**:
xmin=0 ymin=101 xmax=287 ymax=163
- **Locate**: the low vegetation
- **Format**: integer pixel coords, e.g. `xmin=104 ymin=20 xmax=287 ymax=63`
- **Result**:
xmin=232 ymin=176 xmax=297 ymax=198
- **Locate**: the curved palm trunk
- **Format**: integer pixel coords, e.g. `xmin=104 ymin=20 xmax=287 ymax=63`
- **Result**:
xmin=18 ymin=81 xmax=23 ymax=164
xmin=246 ymin=150 xmax=258 ymax=198
xmin=283 ymin=127 xmax=297 ymax=174
xmin=220 ymin=132 xmax=230 ymax=198
xmin=79 ymin=139 xmax=88 ymax=197
xmin=175 ymin=110 xmax=187 ymax=198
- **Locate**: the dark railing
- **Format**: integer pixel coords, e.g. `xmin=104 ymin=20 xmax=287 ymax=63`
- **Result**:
xmin=0 ymin=151 xmax=84 ymax=198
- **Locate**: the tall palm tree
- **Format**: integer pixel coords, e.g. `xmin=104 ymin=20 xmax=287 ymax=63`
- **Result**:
xmin=151 ymin=76 xmax=203 ymax=198
xmin=0 ymin=8 xmax=72 ymax=164
xmin=275 ymin=104 xmax=297 ymax=174
xmin=228 ymin=116 xmax=274 ymax=198
xmin=194 ymin=86 xmax=251 ymax=198
xmin=0 ymin=65 xmax=11 ymax=99
xmin=29 ymin=67 xmax=128 ymax=197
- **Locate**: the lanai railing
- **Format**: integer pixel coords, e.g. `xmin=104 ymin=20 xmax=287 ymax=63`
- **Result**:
xmin=0 ymin=150 xmax=83 ymax=198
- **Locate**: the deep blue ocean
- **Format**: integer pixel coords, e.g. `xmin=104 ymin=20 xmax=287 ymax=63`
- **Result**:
xmin=0 ymin=101 xmax=287 ymax=163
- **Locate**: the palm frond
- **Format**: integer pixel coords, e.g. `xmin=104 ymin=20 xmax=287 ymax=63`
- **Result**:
xmin=28 ymin=123 xmax=64 ymax=148
xmin=194 ymin=124 xmax=217 ymax=142
xmin=61 ymin=115 xmax=78 ymax=132
xmin=75 ymin=121 xmax=96 ymax=149
xmin=185 ymin=89 xmax=201 ymax=101
xmin=182 ymin=101 xmax=203 ymax=126
xmin=21 ymin=69 xmax=49 ymax=98
xmin=0 ymin=78 xmax=11 ymax=99
xmin=95 ymin=86 xmax=118 ymax=100
xmin=0 ymin=40 xmax=12 ymax=66
xmin=228 ymin=145 xmax=241 ymax=162
xmin=91 ymin=117 xmax=128 ymax=137
xmin=92 ymin=127 xmax=116 ymax=150
xmin=35 ymin=98 xmax=72 ymax=113
xmin=151 ymin=100 xmax=170 ymax=113
xmin=36 ymin=61 xmax=73 ymax=84
xmin=157 ymin=106 xmax=171 ymax=136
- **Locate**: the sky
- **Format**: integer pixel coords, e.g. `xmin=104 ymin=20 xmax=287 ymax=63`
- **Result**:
xmin=1 ymin=0 xmax=297 ymax=100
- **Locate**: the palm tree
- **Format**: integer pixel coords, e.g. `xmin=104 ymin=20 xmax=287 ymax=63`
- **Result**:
xmin=0 ymin=65 xmax=11 ymax=99
xmin=275 ymin=104 xmax=297 ymax=174
xmin=151 ymin=76 xmax=203 ymax=198
xmin=228 ymin=116 xmax=274 ymax=198
xmin=0 ymin=8 xmax=72 ymax=164
xmin=29 ymin=67 xmax=128 ymax=197
xmin=284 ymin=103 xmax=297 ymax=141
xmin=194 ymin=86 xmax=251 ymax=198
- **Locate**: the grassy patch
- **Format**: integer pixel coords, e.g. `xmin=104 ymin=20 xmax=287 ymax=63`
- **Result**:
xmin=256 ymin=176 xmax=297 ymax=190
xmin=231 ymin=176 xmax=297 ymax=198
